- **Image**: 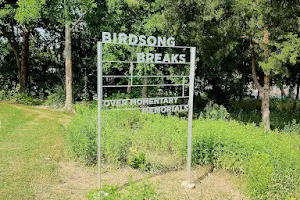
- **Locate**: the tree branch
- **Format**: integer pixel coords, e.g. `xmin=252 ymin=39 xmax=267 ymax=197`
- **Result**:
xmin=71 ymin=11 xmax=86 ymax=31
xmin=241 ymin=35 xmax=261 ymax=45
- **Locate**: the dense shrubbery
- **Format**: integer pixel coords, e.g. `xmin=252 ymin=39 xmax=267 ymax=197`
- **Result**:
xmin=0 ymin=86 xmax=65 ymax=107
xmin=0 ymin=90 xmax=42 ymax=105
xmin=44 ymin=86 xmax=66 ymax=107
xmin=66 ymin=104 xmax=300 ymax=199
xmin=283 ymin=119 xmax=300 ymax=135
xmin=229 ymin=99 xmax=300 ymax=130
xmin=65 ymin=104 xmax=186 ymax=170
xmin=230 ymin=99 xmax=300 ymax=111
xmin=201 ymin=101 xmax=230 ymax=120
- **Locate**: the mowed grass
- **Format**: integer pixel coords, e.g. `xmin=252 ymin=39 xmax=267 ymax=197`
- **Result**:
xmin=0 ymin=103 xmax=71 ymax=199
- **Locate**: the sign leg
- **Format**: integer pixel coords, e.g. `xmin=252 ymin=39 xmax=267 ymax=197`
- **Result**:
xmin=97 ymin=42 xmax=103 ymax=191
xmin=183 ymin=47 xmax=196 ymax=189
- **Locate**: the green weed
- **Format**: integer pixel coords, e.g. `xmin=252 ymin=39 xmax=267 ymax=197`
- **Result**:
xmin=86 ymin=177 xmax=160 ymax=200
xmin=66 ymin=104 xmax=300 ymax=199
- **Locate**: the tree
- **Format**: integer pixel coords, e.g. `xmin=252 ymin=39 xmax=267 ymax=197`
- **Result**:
xmin=0 ymin=0 xmax=46 ymax=93
xmin=45 ymin=0 xmax=96 ymax=110
xmin=234 ymin=0 xmax=300 ymax=130
xmin=155 ymin=0 xmax=300 ymax=130
xmin=63 ymin=0 xmax=96 ymax=110
xmin=89 ymin=0 xmax=192 ymax=98
xmin=155 ymin=0 xmax=253 ymax=105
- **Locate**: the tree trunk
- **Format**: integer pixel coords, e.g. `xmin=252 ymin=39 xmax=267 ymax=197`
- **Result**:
xmin=127 ymin=63 xmax=134 ymax=94
xmin=293 ymin=73 xmax=300 ymax=109
xmin=239 ymin=67 xmax=245 ymax=101
xmin=64 ymin=23 xmax=72 ymax=110
xmin=11 ymin=43 xmax=21 ymax=87
xmin=20 ymin=27 xmax=30 ymax=93
xmin=280 ymin=80 xmax=287 ymax=99
xmin=142 ymin=77 xmax=148 ymax=98
xmin=249 ymin=29 xmax=271 ymax=131
xmin=261 ymin=76 xmax=271 ymax=130
xmin=296 ymin=84 xmax=300 ymax=101
xmin=262 ymin=29 xmax=271 ymax=131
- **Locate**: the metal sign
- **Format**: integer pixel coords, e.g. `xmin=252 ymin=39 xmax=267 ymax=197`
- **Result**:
xmin=97 ymin=32 xmax=196 ymax=190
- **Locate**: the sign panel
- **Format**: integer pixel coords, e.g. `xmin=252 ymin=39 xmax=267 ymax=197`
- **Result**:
xmin=97 ymin=31 xmax=196 ymax=189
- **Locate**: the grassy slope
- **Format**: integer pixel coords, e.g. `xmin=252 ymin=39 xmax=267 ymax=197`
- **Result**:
xmin=0 ymin=103 xmax=71 ymax=199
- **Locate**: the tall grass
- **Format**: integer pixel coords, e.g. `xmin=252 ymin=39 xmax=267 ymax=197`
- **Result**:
xmin=66 ymin=104 xmax=300 ymax=199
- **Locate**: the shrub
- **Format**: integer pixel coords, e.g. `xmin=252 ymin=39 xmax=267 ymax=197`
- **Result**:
xmin=229 ymin=99 xmax=300 ymax=130
xmin=12 ymin=93 xmax=42 ymax=105
xmin=283 ymin=119 xmax=300 ymax=135
xmin=65 ymin=104 xmax=186 ymax=169
xmin=201 ymin=101 xmax=229 ymax=120
xmin=45 ymin=86 xmax=66 ymax=107
xmin=127 ymin=147 xmax=148 ymax=170
xmin=0 ymin=90 xmax=9 ymax=101
xmin=0 ymin=89 xmax=42 ymax=105
xmin=66 ymin=104 xmax=300 ymax=199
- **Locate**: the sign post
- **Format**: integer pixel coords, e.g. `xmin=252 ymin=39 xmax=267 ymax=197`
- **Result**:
xmin=186 ymin=47 xmax=196 ymax=187
xmin=97 ymin=32 xmax=196 ymax=191
xmin=97 ymin=42 xmax=103 ymax=190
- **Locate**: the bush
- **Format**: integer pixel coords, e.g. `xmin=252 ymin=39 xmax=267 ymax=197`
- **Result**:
xmin=0 ymin=89 xmax=42 ymax=105
xmin=0 ymin=90 xmax=9 ymax=101
xmin=283 ymin=119 xmax=300 ymax=135
xmin=229 ymin=99 xmax=300 ymax=130
xmin=230 ymin=107 xmax=300 ymax=130
xmin=201 ymin=101 xmax=230 ymax=120
xmin=66 ymin=104 xmax=300 ymax=199
xmin=127 ymin=147 xmax=148 ymax=170
xmin=65 ymin=104 xmax=186 ymax=169
xmin=13 ymin=93 xmax=42 ymax=105
xmin=44 ymin=86 xmax=66 ymax=107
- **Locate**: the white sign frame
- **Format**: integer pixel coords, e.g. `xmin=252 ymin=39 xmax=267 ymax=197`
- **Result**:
xmin=97 ymin=38 xmax=196 ymax=190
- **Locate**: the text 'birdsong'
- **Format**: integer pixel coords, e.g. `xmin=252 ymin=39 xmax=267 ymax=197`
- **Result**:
xmin=102 ymin=32 xmax=187 ymax=64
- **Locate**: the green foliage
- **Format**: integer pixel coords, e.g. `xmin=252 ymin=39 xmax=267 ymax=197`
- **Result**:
xmin=229 ymin=99 xmax=300 ymax=129
xmin=127 ymin=147 xmax=148 ymax=170
xmin=283 ymin=119 xmax=300 ymax=135
xmin=0 ymin=90 xmax=42 ymax=105
xmin=67 ymin=104 xmax=300 ymax=199
xmin=86 ymin=177 xmax=159 ymax=200
xmin=107 ymin=91 xmax=141 ymax=100
xmin=15 ymin=0 xmax=46 ymax=24
xmin=192 ymin=119 xmax=300 ymax=199
xmin=201 ymin=101 xmax=230 ymax=120
xmin=65 ymin=104 xmax=186 ymax=169
xmin=65 ymin=104 xmax=97 ymax=164
xmin=0 ymin=90 xmax=9 ymax=101
xmin=245 ymin=152 xmax=273 ymax=199
xmin=12 ymin=93 xmax=41 ymax=105
xmin=259 ymin=33 xmax=300 ymax=76
xmin=44 ymin=86 xmax=66 ymax=108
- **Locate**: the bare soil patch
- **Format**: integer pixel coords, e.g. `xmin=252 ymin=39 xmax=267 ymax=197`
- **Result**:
xmin=46 ymin=161 xmax=247 ymax=200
